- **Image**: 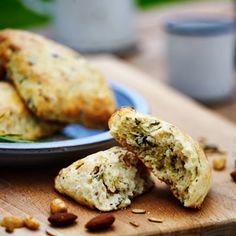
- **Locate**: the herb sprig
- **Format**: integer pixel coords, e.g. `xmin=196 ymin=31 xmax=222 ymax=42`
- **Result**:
xmin=0 ymin=134 xmax=34 ymax=143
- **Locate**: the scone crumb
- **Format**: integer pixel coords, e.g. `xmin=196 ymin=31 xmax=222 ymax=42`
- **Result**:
xmin=131 ymin=209 xmax=146 ymax=214
xmin=148 ymin=217 xmax=163 ymax=223
xmin=50 ymin=198 xmax=67 ymax=214
xmin=24 ymin=216 xmax=40 ymax=230
xmin=129 ymin=221 xmax=139 ymax=227
xmin=0 ymin=215 xmax=24 ymax=232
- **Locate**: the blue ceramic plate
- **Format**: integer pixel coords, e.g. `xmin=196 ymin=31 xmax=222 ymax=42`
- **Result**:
xmin=0 ymin=81 xmax=149 ymax=166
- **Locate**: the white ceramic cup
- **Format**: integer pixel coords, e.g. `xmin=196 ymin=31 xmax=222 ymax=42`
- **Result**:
xmin=165 ymin=17 xmax=235 ymax=103
xmin=20 ymin=0 xmax=136 ymax=52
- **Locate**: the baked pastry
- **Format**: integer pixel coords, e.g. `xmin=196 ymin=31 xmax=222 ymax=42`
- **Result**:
xmin=55 ymin=146 xmax=153 ymax=211
xmin=0 ymin=81 xmax=60 ymax=140
xmin=109 ymin=107 xmax=212 ymax=208
xmin=0 ymin=29 xmax=116 ymax=128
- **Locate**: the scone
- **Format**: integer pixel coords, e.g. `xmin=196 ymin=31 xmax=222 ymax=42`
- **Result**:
xmin=109 ymin=107 xmax=212 ymax=208
xmin=0 ymin=81 xmax=60 ymax=140
xmin=0 ymin=29 xmax=116 ymax=128
xmin=55 ymin=146 xmax=153 ymax=211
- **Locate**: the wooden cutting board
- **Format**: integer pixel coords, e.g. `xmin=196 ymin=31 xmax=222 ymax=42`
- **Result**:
xmin=1 ymin=56 xmax=236 ymax=236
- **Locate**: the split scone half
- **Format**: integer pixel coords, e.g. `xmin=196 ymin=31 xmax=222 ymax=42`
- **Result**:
xmin=109 ymin=107 xmax=212 ymax=208
xmin=0 ymin=29 xmax=116 ymax=128
xmin=0 ymin=82 xmax=60 ymax=140
xmin=55 ymin=146 xmax=153 ymax=211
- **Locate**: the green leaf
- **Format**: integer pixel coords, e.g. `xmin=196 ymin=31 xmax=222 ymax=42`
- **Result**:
xmin=0 ymin=134 xmax=34 ymax=143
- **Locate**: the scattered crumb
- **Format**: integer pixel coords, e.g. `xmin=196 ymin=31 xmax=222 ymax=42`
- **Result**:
xmin=148 ymin=217 xmax=163 ymax=223
xmin=129 ymin=221 xmax=139 ymax=227
xmin=203 ymin=144 xmax=226 ymax=155
xmin=46 ymin=227 xmax=64 ymax=236
xmin=198 ymin=137 xmax=226 ymax=155
xmin=131 ymin=209 xmax=146 ymax=214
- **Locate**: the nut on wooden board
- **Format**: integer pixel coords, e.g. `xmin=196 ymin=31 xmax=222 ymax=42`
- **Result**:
xmin=0 ymin=216 xmax=24 ymax=232
xmin=85 ymin=214 xmax=115 ymax=231
xmin=48 ymin=212 xmax=77 ymax=227
xmin=50 ymin=198 xmax=68 ymax=214
xmin=213 ymin=156 xmax=226 ymax=171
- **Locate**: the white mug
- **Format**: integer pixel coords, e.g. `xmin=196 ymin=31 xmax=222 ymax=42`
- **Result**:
xmin=20 ymin=0 xmax=136 ymax=52
xmin=165 ymin=17 xmax=235 ymax=103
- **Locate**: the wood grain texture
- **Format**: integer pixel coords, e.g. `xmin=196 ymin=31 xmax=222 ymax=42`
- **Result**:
xmin=1 ymin=57 xmax=236 ymax=236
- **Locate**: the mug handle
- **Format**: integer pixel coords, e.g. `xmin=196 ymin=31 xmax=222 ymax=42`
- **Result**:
xmin=20 ymin=0 xmax=54 ymax=16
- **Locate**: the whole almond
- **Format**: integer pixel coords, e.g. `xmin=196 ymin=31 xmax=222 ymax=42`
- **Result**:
xmin=230 ymin=171 xmax=236 ymax=182
xmin=85 ymin=213 xmax=115 ymax=231
xmin=48 ymin=212 xmax=77 ymax=227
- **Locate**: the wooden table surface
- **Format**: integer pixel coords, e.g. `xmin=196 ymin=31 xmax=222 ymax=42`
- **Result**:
xmin=1 ymin=56 xmax=236 ymax=236
xmin=121 ymin=0 xmax=236 ymax=123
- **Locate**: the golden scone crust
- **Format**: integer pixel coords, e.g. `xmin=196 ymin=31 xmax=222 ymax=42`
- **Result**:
xmin=109 ymin=107 xmax=212 ymax=208
xmin=55 ymin=146 xmax=153 ymax=211
xmin=0 ymin=29 xmax=116 ymax=128
xmin=0 ymin=81 xmax=60 ymax=140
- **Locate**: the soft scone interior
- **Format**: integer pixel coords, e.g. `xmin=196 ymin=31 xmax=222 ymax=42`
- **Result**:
xmin=109 ymin=107 xmax=211 ymax=208
xmin=55 ymin=146 xmax=153 ymax=211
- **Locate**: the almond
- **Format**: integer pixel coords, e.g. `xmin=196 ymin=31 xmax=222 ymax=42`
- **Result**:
xmin=85 ymin=213 xmax=115 ymax=231
xmin=48 ymin=212 xmax=77 ymax=227
xmin=230 ymin=171 xmax=236 ymax=182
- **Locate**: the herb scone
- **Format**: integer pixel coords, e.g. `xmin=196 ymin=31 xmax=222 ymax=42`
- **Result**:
xmin=55 ymin=146 xmax=153 ymax=211
xmin=109 ymin=107 xmax=212 ymax=208
xmin=0 ymin=81 xmax=60 ymax=139
xmin=0 ymin=29 xmax=116 ymax=128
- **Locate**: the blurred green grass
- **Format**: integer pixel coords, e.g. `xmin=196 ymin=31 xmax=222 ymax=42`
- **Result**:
xmin=136 ymin=0 xmax=186 ymax=9
xmin=0 ymin=0 xmax=50 ymax=29
xmin=0 ymin=0 xmax=183 ymax=29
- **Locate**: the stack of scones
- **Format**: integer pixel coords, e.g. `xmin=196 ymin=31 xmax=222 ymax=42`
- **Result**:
xmin=0 ymin=29 xmax=116 ymax=139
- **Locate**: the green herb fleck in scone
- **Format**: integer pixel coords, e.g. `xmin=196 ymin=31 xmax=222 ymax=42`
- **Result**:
xmin=0 ymin=81 xmax=61 ymax=140
xmin=109 ymin=107 xmax=212 ymax=208
xmin=55 ymin=146 xmax=153 ymax=211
